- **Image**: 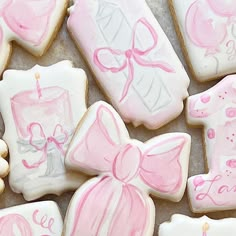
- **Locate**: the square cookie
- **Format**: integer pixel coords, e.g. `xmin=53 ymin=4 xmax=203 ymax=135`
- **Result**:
xmin=169 ymin=0 xmax=236 ymax=81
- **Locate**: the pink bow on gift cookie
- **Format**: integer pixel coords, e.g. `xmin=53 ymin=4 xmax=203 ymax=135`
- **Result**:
xmin=94 ymin=18 xmax=175 ymax=101
xmin=64 ymin=102 xmax=191 ymax=236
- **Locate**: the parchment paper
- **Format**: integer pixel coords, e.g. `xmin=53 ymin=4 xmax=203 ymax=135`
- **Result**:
xmin=0 ymin=1 xmax=233 ymax=235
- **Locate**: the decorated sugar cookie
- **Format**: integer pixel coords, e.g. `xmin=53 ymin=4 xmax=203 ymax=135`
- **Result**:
xmin=67 ymin=0 xmax=189 ymax=130
xmin=0 ymin=201 xmax=63 ymax=235
xmin=63 ymin=101 xmax=191 ymax=236
xmin=0 ymin=139 xmax=9 ymax=194
xmin=0 ymin=61 xmax=88 ymax=201
xmin=159 ymin=214 xmax=236 ymax=236
xmin=169 ymin=0 xmax=236 ymax=81
xmin=0 ymin=0 xmax=68 ymax=76
xmin=187 ymin=75 xmax=236 ymax=212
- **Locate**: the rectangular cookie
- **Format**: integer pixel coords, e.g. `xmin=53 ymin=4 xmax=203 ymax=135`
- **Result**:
xmin=0 ymin=201 xmax=63 ymax=235
xmin=169 ymin=0 xmax=236 ymax=81
xmin=67 ymin=0 xmax=189 ymax=130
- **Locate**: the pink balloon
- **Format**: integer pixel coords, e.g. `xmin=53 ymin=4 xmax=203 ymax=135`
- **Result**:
xmin=207 ymin=0 xmax=236 ymax=18
xmin=185 ymin=0 xmax=227 ymax=55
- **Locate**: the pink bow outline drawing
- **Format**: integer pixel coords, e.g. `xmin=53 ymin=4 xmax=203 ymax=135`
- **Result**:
xmin=66 ymin=103 xmax=189 ymax=236
xmin=22 ymin=123 xmax=68 ymax=169
xmin=0 ymin=0 xmax=56 ymax=45
xmin=94 ymin=18 xmax=175 ymax=102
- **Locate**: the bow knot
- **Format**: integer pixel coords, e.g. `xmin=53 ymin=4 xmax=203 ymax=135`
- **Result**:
xmin=94 ymin=18 xmax=175 ymax=102
xmin=22 ymin=123 xmax=68 ymax=169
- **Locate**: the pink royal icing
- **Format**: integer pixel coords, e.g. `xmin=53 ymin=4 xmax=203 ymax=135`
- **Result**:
xmin=187 ymin=75 xmax=236 ymax=212
xmin=64 ymin=101 xmax=191 ymax=236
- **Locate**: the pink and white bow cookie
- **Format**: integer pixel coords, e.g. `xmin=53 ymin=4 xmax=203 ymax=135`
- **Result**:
xmin=64 ymin=101 xmax=191 ymax=236
xmin=0 ymin=139 xmax=9 ymax=194
xmin=94 ymin=18 xmax=175 ymax=102
xmin=0 ymin=0 xmax=68 ymax=75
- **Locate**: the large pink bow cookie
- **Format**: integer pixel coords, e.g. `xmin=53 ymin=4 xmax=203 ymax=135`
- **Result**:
xmin=63 ymin=101 xmax=191 ymax=236
xmin=0 ymin=0 xmax=68 ymax=76
xmin=0 ymin=139 xmax=9 ymax=194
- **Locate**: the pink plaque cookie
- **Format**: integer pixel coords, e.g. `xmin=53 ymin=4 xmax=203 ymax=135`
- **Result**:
xmin=67 ymin=0 xmax=189 ymax=130
xmin=187 ymin=75 xmax=236 ymax=212
xmin=159 ymin=214 xmax=236 ymax=236
xmin=0 ymin=201 xmax=63 ymax=235
xmin=0 ymin=61 xmax=88 ymax=201
xmin=63 ymin=101 xmax=191 ymax=236
xmin=170 ymin=0 xmax=236 ymax=81
xmin=0 ymin=0 xmax=69 ymax=76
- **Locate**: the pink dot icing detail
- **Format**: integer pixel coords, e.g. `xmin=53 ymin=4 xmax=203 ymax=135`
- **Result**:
xmin=193 ymin=176 xmax=205 ymax=188
xmin=226 ymin=159 xmax=236 ymax=168
xmin=200 ymin=94 xmax=211 ymax=103
xmin=207 ymin=128 xmax=215 ymax=139
xmin=226 ymin=108 xmax=236 ymax=118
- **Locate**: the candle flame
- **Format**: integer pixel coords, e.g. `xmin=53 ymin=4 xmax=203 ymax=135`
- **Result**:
xmin=202 ymin=222 xmax=209 ymax=232
xmin=35 ymin=72 xmax=40 ymax=80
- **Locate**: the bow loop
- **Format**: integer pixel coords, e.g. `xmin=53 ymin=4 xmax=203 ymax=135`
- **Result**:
xmin=140 ymin=136 xmax=187 ymax=194
xmin=94 ymin=18 xmax=175 ymax=101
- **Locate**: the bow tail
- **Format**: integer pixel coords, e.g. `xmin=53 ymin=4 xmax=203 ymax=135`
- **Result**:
xmin=120 ymin=60 xmax=134 ymax=102
xmin=134 ymin=55 xmax=175 ymax=73
xmin=22 ymin=148 xmax=47 ymax=169
xmin=108 ymin=185 xmax=151 ymax=236
xmin=69 ymin=176 xmax=118 ymax=236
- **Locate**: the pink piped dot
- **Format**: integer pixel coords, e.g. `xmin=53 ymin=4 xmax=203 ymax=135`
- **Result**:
xmin=226 ymin=108 xmax=236 ymax=118
xmin=193 ymin=176 xmax=205 ymax=188
xmin=201 ymin=94 xmax=211 ymax=103
xmin=207 ymin=128 xmax=215 ymax=139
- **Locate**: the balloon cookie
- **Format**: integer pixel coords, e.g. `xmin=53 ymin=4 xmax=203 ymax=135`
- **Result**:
xmin=169 ymin=0 xmax=236 ymax=81
xmin=187 ymin=75 xmax=236 ymax=212
xmin=63 ymin=101 xmax=191 ymax=236
xmin=0 ymin=0 xmax=68 ymax=76
xmin=0 ymin=139 xmax=9 ymax=193
xmin=159 ymin=214 xmax=236 ymax=236
xmin=67 ymin=0 xmax=189 ymax=130
xmin=0 ymin=61 xmax=88 ymax=201
xmin=0 ymin=201 xmax=63 ymax=235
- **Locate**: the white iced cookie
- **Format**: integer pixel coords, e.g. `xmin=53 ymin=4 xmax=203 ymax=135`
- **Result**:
xmin=169 ymin=0 xmax=236 ymax=81
xmin=0 ymin=139 xmax=9 ymax=194
xmin=0 ymin=0 xmax=69 ymax=76
xmin=0 ymin=201 xmax=63 ymax=235
xmin=159 ymin=214 xmax=236 ymax=236
xmin=186 ymin=75 xmax=236 ymax=212
xmin=0 ymin=60 xmax=88 ymax=201
xmin=67 ymin=0 xmax=189 ymax=130
xmin=63 ymin=101 xmax=191 ymax=236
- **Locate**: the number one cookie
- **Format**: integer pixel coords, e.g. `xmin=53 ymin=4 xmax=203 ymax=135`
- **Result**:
xmin=187 ymin=75 xmax=236 ymax=212
xmin=67 ymin=0 xmax=189 ymax=130
xmin=63 ymin=101 xmax=191 ymax=236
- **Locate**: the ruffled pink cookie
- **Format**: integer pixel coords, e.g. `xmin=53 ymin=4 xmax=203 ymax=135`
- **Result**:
xmin=0 ymin=0 xmax=68 ymax=75
xmin=63 ymin=101 xmax=191 ymax=236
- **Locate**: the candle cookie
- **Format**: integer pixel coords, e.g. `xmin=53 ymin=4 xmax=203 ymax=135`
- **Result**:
xmin=159 ymin=214 xmax=236 ymax=236
xmin=0 ymin=0 xmax=68 ymax=76
xmin=67 ymin=0 xmax=189 ymax=130
xmin=0 ymin=201 xmax=63 ymax=235
xmin=169 ymin=0 xmax=236 ymax=81
xmin=187 ymin=75 xmax=236 ymax=212
xmin=63 ymin=101 xmax=191 ymax=236
xmin=0 ymin=139 xmax=9 ymax=194
xmin=0 ymin=60 xmax=88 ymax=201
